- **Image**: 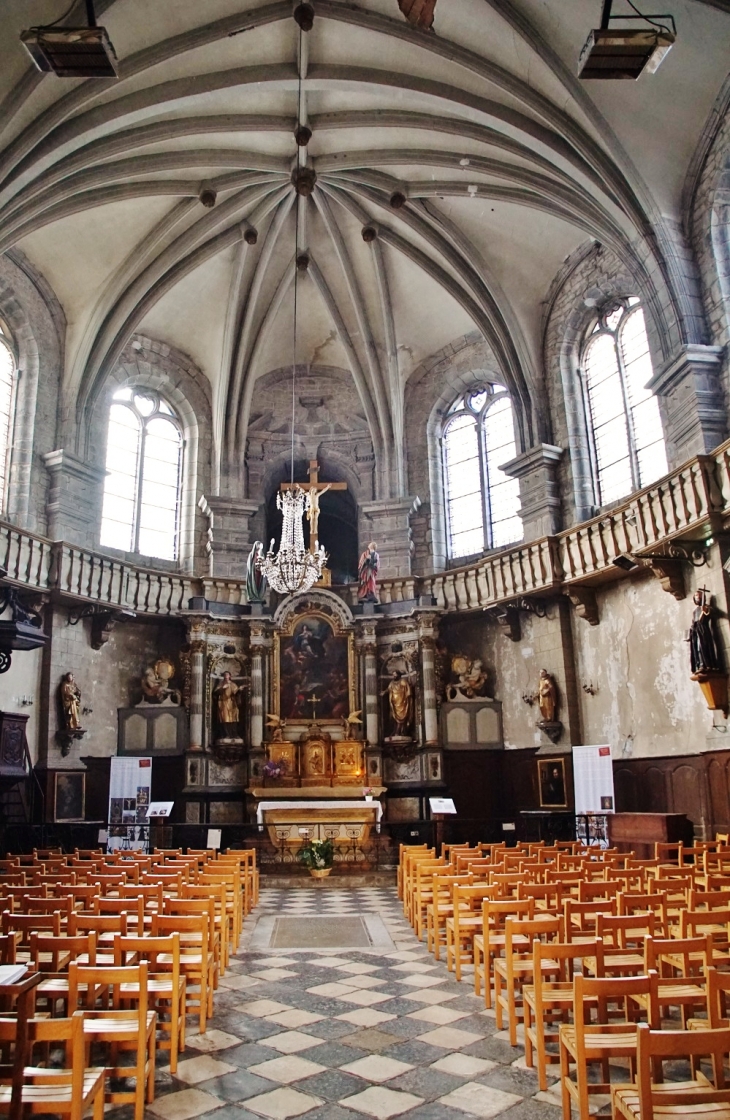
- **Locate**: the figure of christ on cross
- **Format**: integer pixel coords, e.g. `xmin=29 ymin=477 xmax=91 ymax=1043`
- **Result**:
xmin=280 ymin=460 xmax=347 ymax=554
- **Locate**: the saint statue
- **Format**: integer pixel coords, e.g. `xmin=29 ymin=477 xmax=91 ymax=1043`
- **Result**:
xmin=60 ymin=673 xmax=82 ymax=731
xmin=537 ymin=669 xmax=557 ymax=724
xmin=383 ymin=669 xmax=415 ymax=738
xmin=688 ymin=589 xmax=722 ymax=676
xmin=358 ymin=541 xmax=380 ymax=602
xmin=213 ymin=671 xmax=244 ymax=739
xmin=246 ymin=541 xmax=266 ymax=603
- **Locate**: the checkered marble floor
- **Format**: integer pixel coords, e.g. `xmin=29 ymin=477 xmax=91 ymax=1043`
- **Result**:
xmin=135 ymin=885 xmax=560 ymax=1120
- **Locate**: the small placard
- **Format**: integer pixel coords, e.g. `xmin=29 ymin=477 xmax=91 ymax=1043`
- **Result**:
xmin=206 ymin=828 xmax=222 ymax=850
xmin=502 ymin=822 xmax=516 ymax=831
xmin=147 ymin=801 xmax=174 ymax=818
xmin=429 ymin=797 xmax=457 ymax=815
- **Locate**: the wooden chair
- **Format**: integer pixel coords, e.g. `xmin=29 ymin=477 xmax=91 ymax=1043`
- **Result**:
xmin=411 ymin=859 xmax=447 ymax=938
xmin=426 ymin=872 xmax=473 ymax=959
xmin=163 ymin=897 xmax=221 ymax=984
xmin=635 ymin=934 xmax=713 ymax=1029
xmin=183 ymin=882 xmax=231 ymax=969
xmin=67 ymin=961 xmax=156 ymax=1120
xmin=114 ymin=933 xmax=186 ymax=1074
xmin=445 ymin=883 xmax=496 ymax=980
xmin=0 ymin=934 xmax=17 ymax=965
xmin=2 ymin=911 xmax=61 ymax=961
xmin=474 ymin=897 xmax=534 ymax=1006
xmin=583 ymin=912 xmax=656 ymax=977
xmin=152 ymin=913 xmax=214 ymax=1033
xmin=0 ymin=1011 xmax=105 ymax=1120
xmin=494 ymin=914 xmax=563 ymax=1045
xmin=612 ymin=1024 xmax=730 ymax=1120
xmin=524 ymin=937 xmax=603 ymax=1090
xmin=558 ymin=972 xmax=658 ymax=1120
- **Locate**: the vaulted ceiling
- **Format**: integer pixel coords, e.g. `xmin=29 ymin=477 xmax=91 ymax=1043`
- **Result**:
xmin=0 ymin=0 xmax=728 ymax=500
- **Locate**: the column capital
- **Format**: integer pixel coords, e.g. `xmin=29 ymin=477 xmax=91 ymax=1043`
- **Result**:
xmin=646 ymin=345 xmax=726 ymax=464
xmin=500 ymin=443 xmax=564 ymax=540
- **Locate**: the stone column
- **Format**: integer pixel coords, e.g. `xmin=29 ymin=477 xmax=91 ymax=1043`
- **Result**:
xmin=249 ymin=622 xmax=270 ymax=748
xmin=358 ymin=622 xmax=379 ymax=747
xmin=418 ymin=613 xmax=441 ymax=745
xmin=188 ymin=640 xmax=205 ymax=751
xmin=646 ymin=344 xmax=725 ymax=466
xmin=500 ymin=444 xmax=563 ymax=541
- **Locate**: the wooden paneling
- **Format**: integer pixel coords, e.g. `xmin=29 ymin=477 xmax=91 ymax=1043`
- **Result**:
xmin=612 ymin=750 xmax=730 ymax=839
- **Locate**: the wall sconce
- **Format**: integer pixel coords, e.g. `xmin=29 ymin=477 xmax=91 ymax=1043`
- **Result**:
xmin=522 ymin=692 xmax=537 ymax=706
xmin=583 ymin=682 xmax=599 ymax=696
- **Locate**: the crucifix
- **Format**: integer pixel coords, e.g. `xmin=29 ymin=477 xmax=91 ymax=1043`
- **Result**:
xmin=280 ymin=460 xmax=347 ymax=553
xmin=308 ymin=692 xmax=321 ymax=722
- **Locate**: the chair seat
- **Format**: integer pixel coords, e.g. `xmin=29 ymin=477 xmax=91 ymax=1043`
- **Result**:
xmin=0 ymin=1070 xmax=104 ymax=1105
xmin=83 ymin=1010 xmax=156 ymax=1036
xmin=561 ymin=1024 xmax=639 ymax=1057
xmin=613 ymin=1086 xmax=730 ymax=1118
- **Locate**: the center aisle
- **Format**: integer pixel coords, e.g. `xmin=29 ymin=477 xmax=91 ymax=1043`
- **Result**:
xmin=145 ymin=885 xmax=559 ymax=1120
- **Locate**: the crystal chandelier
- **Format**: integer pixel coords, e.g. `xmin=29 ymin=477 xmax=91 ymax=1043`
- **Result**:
xmin=259 ymin=487 xmax=326 ymax=594
xmin=255 ymin=7 xmax=326 ymax=597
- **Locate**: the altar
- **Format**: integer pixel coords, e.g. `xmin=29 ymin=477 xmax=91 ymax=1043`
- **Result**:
xmin=256 ymin=799 xmax=383 ymax=848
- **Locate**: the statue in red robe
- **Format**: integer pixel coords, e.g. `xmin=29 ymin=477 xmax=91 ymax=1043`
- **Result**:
xmin=357 ymin=541 xmax=380 ymax=603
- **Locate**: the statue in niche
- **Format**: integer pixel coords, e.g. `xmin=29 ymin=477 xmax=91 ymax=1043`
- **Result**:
xmin=246 ymin=542 xmax=267 ymax=604
xmin=688 ymin=589 xmax=722 ymax=675
xmin=60 ymin=673 xmax=82 ymax=731
xmin=140 ymin=659 xmax=180 ymax=705
xmin=537 ymin=669 xmax=557 ymax=723
xmin=446 ymin=656 xmax=491 ymax=701
xmin=357 ymin=541 xmax=380 ymax=603
xmin=382 ymin=669 xmax=417 ymax=739
xmin=213 ymin=670 xmax=245 ymax=742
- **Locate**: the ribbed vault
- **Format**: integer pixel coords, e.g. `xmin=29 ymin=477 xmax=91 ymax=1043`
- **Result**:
xmin=0 ymin=0 xmax=727 ymax=501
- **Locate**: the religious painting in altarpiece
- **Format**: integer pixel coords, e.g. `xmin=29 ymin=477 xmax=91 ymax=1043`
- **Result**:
xmin=274 ymin=609 xmax=355 ymax=722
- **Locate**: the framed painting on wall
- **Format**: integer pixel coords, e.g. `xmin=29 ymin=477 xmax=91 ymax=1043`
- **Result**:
xmin=274 ymin=611 xmax=354 ymax=722
xmin=538 ymin=757 xmax=567 ymax=808
xmin=54 ymin=771 xmax=86 ymax=821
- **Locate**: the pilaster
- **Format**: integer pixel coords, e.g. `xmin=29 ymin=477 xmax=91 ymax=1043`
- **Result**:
xmin=43 ymin=450 xmax=107 ymax=548
xmin=359 ymin=497 xmax=420 ymax=580
xmin=500 ymin=443 xmax=563 ymax=540
xmin=646 ymin=344 xmax=725 ymax=465
xmin=198 ymin=495 xmax=260 ymax=580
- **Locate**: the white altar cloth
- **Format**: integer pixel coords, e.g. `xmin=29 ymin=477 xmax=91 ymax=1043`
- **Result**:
xmin=256 ymin=799 xmax=383 ymax=827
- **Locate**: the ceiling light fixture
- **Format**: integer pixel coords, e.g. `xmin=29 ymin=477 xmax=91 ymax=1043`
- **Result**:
xmin=258 ymin=5 xmax=325 ymax=597
xmin=578 ymin=0 xmax=675 ymax=79
xmin=21 ymin=0 xmax=118 ymax=78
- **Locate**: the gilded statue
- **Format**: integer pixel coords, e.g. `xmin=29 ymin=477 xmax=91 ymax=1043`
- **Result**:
xmin=341 ymin=710 xmax=363 ymax=740
xmin=382 ymin=669 xmax=416 ymax=738
xmin=537 ymin=669 xmax=557 ymax=724
xmin=213 ymin=671 xmax=244 ymax=739
xmin=140 ymin=659 xmax=180 ymax=705
xmin=60 ymin=673 xmax=82 ymax=731
xmin=446 ymin=656 xmax=490 ymax=701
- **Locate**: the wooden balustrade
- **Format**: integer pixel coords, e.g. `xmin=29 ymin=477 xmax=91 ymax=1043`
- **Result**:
xmin=0 ymin=439 xmax=728 ymax=617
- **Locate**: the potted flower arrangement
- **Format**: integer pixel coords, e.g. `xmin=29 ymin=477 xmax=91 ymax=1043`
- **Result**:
xmin=297 ymin=838 xmax=335 ymax=878
xmin=363 ymin=787 xmax=374 ymax=801
xmin=262 ymin=758 xmax=286 ymax=785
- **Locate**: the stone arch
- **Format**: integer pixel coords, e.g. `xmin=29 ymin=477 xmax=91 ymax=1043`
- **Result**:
xmin=542 ymin=242 xmax=669 ymax=526
xmin=87 ymin=334 xmax=212 ymax=573
xmin=0 ymin=250 xmax=64 ymax=534
xmin=272 ymin=587 xmax=354 ymax=632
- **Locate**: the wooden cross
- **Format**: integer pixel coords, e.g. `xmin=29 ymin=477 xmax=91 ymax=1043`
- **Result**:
xmin=280 ymin=460 xmax=347 ymax=552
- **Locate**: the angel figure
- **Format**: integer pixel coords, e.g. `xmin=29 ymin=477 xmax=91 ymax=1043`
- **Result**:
xmin=342 ymin=710 xmax=363 ymax=740
xmin=266 ymin=713 xmax=287 ymax=743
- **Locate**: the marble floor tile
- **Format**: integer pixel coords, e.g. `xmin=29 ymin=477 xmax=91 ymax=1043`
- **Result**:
xmin=406 ymin=1006 xmax=469 ymax=1025
xmin=415 ymin=1027 xmax=485 ymax=1050
xmin=252 ymin=969 xmax=300 ymax=982
xmin=399 ymin=989 xmax=459 ymax=1005
xmin=334 ymin=989 xmax=395 ymax=1006
xmin=262 ymin=1031 xmax=327 ymax=1054
xmin=247 ymin=1056 xmax=327 ymax=1084
xmin=396 ymin=975 xmax=447 ymax=989
xmin=255 ymin=958 xmax=300 ymax=967
xmin=338 ymin=1085 xmax=424 ymax=1118
xmin=338 ymin=974 xmax=388 ymax=989
xmin=239 ymin=1001 xmax=294 ymax=1018
xmin=389 ymin=963 xmax=438 ymax=974
xmin=245 ymin=1087 xmax=324 ymax=1119
xmin=264 ymin=1009 xmax=325 ymax=1028
xmin=147 ymin=1088 xmax=227 ymax=1119
xmin=307 ymin=956 xmax=350 ymax=967
xmin=335 ymin=1008 xmax=397 ymax=1027
xmin=186 ymin=1030 xmax=242 ymax=1053
xmin=435 ymin=1083 xmax=522 ymax=1118
xmin=340 ymin=1055 xmax=414 ymax=1083
xmin=339 ymin=1028 xmax=403 ymax=1052
xmin=335 ymin=963 xmax=381 ymax=975
xmin=174 ymin=1055 xmax=238 ymax=1084
xmin=306 ymin=982 xmax=360 ymax=998
xmin=431 ymin=1055 xmax=498 ymax=1078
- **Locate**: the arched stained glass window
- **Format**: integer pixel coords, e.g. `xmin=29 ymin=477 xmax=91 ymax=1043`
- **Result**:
xmin=581 ymin=299 xmax=667 ymax=505
xmin=442 ymin=384 xmax=522 ymax=560
xmin=100 ymin=388 xmax=182 ymax=561
xmin=0 ymin=323 xmax=16 ymax=512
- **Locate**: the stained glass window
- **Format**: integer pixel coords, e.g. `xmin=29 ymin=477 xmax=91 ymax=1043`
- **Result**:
xmin=581 ymin=301 xmax=666 ymax=505
xmin=443 ymin=385 xmax=522 ymax=560
xmin=100 ymin=388 xmax=182 ymax=561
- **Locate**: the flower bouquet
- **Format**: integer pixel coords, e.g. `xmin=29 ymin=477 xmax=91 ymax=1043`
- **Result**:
xmin=296 ymin=838 xmax=335 ymax=878
xmin=262 ymin=758 xmax=286 ymax=783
